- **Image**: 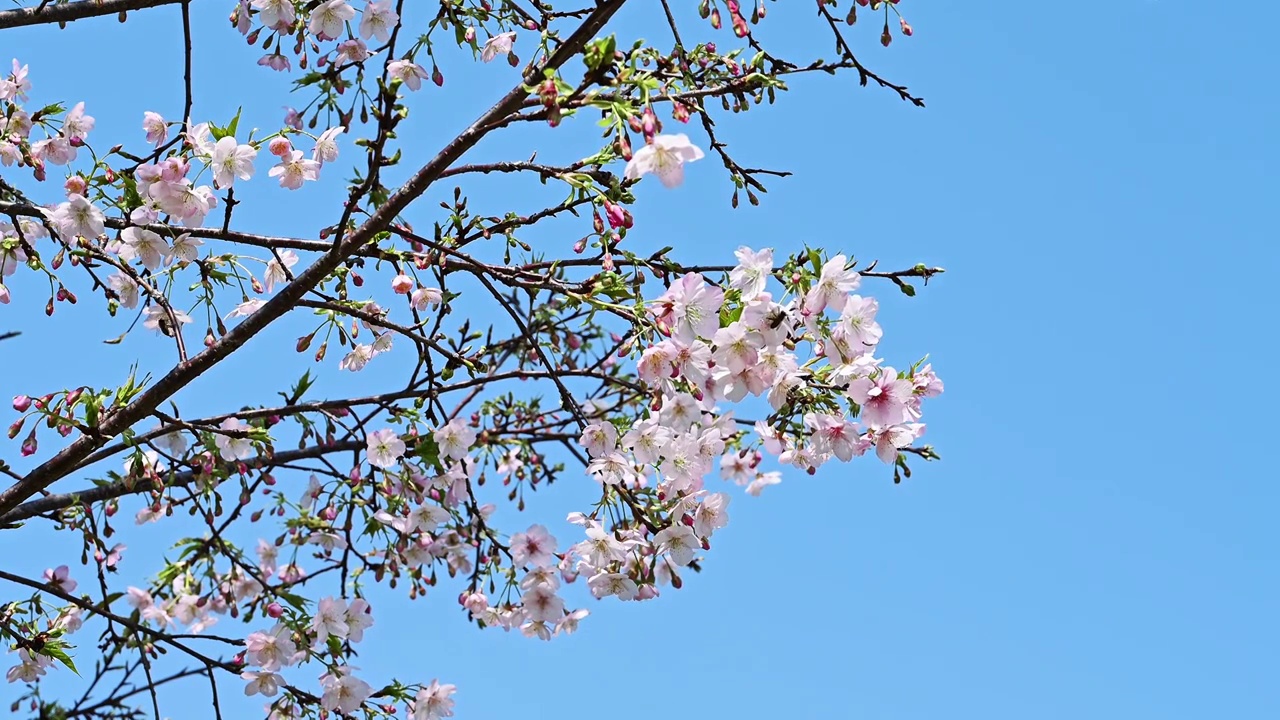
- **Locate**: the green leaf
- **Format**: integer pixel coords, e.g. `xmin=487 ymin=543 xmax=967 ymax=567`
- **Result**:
xmin=41 ymin=642 xmax=79 ymax=676
xmin=225 ymin=107 xmax=243 ymax=139
xmin=414 ymin=435 xmax=443 ymax=473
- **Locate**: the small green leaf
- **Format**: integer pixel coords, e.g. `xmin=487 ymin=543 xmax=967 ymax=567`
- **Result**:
xmin=41 ymin=642 xmax=79 ymax=676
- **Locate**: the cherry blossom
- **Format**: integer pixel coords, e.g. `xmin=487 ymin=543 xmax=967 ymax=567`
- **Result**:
xmin=320 ymin=667 xmax=372 ymax=715
xmin=0 ymin=11 xmax=943 ymax=718
xmin=308 ymin=0 xmax=355 ymax=41
xmin=360 ymin=1 xmax=399 ymax=42
xmin=433 ymin=419 xmax=476 ymax=461
xmin=142 ymin=305 xmax=193 ymax=335
xmin=366 ymin=428 xmax=406 ymax=468
xmin=623 ymin=133 xmax=705 ymax=188
xmin=242 ymin=670 xmax=284 ymax=697
xmin=211 ymin=136 xmax=258 ymax=188
xmin=215 ymin=417 xmax=254 ymax=461
xmin=43 ymin=565 xmax=76 ymax=593
xmin=411 ymin=680 xmax=457 ymax=720
xmin=251 ymin=0 xmax=295 ymax=32
xmin=313 ymin=125 xmax=344 ymax=164
xmin=481 ymin=32 xmax=517 ymax=63
xmin=264 ymin=249 xmax=298 ymax=292
xmin=268 ymin=151 xmax=320 ymax=190
xmin=388 ymin=59 xmax=429 ymax=91
xmin=50 ymin=194 xmax=104 ymax=240
xmin=510 ymin=524 xmax=557 ymax=568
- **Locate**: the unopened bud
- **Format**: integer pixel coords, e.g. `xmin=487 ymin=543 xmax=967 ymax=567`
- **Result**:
xmin=268 ymin=136 xmax=293 ymax=157
xmin=64 ymin=175 xmax=87 ymax=196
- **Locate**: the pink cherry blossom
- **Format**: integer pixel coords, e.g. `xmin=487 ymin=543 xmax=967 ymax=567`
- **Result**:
xmin=623 ymin=133 xmax=705 ymax=188
xmin=268 ymin=150 xmax=320 ymax=189
xmin=211 ymin=136 xmax=257 ymax=188
xmin=847 ymin=367 xmax=915 ymax=427
xmin=410 ymin=680 xmax=457 ymax=720
xmin=366 ymin=428 xmax=406 ymax=468
xmin=510 ymin=524 xmax=557 ymax=568
xmin=359 ymin=1 xmax=399 ymax=41
xmin=43 ymin=565 xmax=77 ymax=593
xmin=481 ymin=32 xmax=517 ymax=63
xmin=388 ymin=59 xmax=429 ymax=91
xmin=251 ymin=0 xmax=295 ymax=32
xmin=308 ymin=0 xmax=355 ymax=41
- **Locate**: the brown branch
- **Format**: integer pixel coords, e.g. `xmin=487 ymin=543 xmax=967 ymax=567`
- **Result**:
xmin=0 ymin=0 xmax=632 ymax=520
xmin=0 ymin=0 xmax=191 ymax=29
xmin=0 ymin=441 xmax=363 ymax=525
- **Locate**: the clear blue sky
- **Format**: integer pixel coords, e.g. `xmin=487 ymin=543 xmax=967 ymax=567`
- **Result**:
xmin=3 ymin=2 xmax=1278 ymax=719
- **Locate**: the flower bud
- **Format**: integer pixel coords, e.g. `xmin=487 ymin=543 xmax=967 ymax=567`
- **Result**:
xmin=267 ymin=136 xmax=293 ymax=157
xmin=391 ymin=274 xmax=413 ymax=294
xmin=13 ymin=395 xmax=31 ymax=412
xmin=64 ymin=175 xmax=87 ymax=197
xmin=20 ymin=428 xmax=37 ymax=457
xmin=266 ymin=602 xmax=284 ymax=618
xmin=603 ymin=201 xmax=627 ymax=229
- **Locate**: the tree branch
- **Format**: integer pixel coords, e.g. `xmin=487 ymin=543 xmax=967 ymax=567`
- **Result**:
xmin=0 ymin=0 xmax=632 ymax=520
xmin=0 ymin=0 xmax=192 ymax=30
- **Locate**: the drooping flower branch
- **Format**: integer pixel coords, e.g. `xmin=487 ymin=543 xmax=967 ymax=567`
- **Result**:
xmin=0 ymin=2 xmax=936 ymax=719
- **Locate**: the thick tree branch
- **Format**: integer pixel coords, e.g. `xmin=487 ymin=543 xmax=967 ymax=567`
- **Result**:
xmin=0 ymin=0 xmax=631 ymax=520
xmin=0 ymin=0 xmax=192 ymax=29
xmin=0 ymin=441 xmax=364 ymax=526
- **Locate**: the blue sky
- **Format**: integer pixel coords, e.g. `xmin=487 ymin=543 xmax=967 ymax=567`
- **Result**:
xmin=3 ymin=1 xmax=1279 ymax=719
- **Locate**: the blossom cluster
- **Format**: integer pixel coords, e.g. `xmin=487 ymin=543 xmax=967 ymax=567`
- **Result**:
xmin=1 ymin=3 xmax=938 ymax=719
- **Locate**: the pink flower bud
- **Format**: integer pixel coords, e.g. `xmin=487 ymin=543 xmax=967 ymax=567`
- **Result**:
xmin=266 ymin=602 xmax=284 ymax=618
xmin=64 ymin=175 xmax=87 ymax=197
xmin=13 ymin=395 xmax=31 ymax=412
xmin=267 ymin=136 xmax=293 ymax=157
xmin=20 ymin=428 xmax=37 ymax=456
xmin=465 ymin=26 xmax=476 ymax=43
xmin=391 ymin=274 xmax=413 ymax=294
xmin=603 ymin=201 xmax=627 ymax=229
